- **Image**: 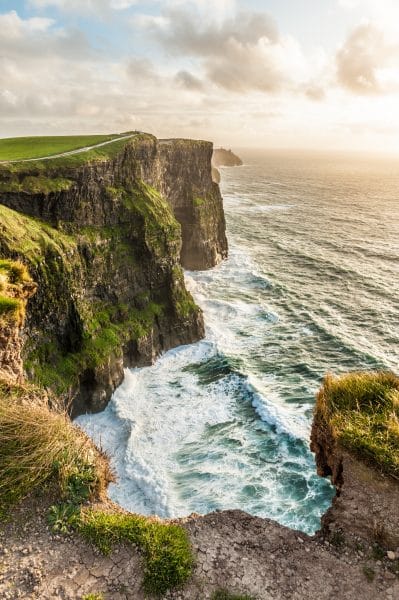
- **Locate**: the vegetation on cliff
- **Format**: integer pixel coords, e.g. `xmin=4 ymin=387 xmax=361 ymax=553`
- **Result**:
xmin=0 ymin=259 xmax=32 ymax=325
xmin=315 ymin=371 xmax=399 ymax=478
xmin=80 ymin=510 xmax=193 ymax=595
xmin=0 ymin=380 xmax=108 ymax=520
xmin=0 ymin=380 xmax=194 ymax=596
xmin=0 ymin=134 xmax=125 ymax=162
xmin=0 ymin=172 xmax=200 ymax=408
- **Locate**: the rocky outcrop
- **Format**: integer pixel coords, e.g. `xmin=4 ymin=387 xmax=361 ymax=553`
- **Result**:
xmin=311 ymin=399 xmax=399 ymax=550
xmin=211 ymin=166 xmax=221 ymax=184
xmin=0 ymin=261 xmax=36 ymax=384
xmin=212 ymin=148 xmax=243 ymax=167
xmin=0 ymin=133 xmax=227 ymax=416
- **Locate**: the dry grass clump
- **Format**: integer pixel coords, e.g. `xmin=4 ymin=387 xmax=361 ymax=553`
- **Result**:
xmin=0 ymin=259 xmax=33 ymax=325
xmin=0 ymin=380 xmax=110 ymax=519
xmin=316 ymin=371 xmax=399 ymax=478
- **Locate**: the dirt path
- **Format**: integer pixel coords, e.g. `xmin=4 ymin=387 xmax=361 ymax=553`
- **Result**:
xmin=0 ymin=134 xmax=136 ymax=165
xmin=0 ymin=498 xmax=397 ymax=600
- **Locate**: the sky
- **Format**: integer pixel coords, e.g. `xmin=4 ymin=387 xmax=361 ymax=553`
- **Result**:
xmin=1 ymin=0 xmax=399 ymax=153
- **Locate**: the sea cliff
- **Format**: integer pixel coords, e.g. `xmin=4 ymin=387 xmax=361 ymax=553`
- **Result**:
xmin=0 ymin=133 xmax=227 ymax=416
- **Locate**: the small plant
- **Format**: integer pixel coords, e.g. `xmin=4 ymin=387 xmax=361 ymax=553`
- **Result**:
xmin=362 ymin=565 xmax=375 ymax=582
xmin=371 ymin=544 xmax=385 ymax=561
xmin=212 ymin=591 xmax=256 ymax=600
xmin=82 ymin=594 xmax=104 ymax=600
xmin=48 ymin=503 xmax=80 ymax=534
xmin=78 ymin=510 xmax=193 ymax=596
xmin=330 ymin=530 xmax=345 ymax=548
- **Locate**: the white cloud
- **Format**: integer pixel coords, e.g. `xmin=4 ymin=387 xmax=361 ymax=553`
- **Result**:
xmin=29 ymin=0 xmax=139 ymax=13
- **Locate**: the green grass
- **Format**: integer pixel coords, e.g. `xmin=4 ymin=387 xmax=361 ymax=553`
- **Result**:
xmin=0 ymin=175 xmax=73 ymax=194
xmin=0 ymin=258 xmax=32 ymax=324
xmin=0 ymin=295 xmax=21 ymax=322
xmin=0 ymin=135 xmax=121 ymax=161
xmin=0 ymin=381 xmax=108 ymax=520
xmin=79 ymin=511 xmax=193 ymax=596
xmin=82 ymin=595 xmax=104 ymax=600
xmin=0 ymin=133 xmax=149 ymax=173
xmin=212 ymin=591 xmax=256 ymax=600
xmin=316 ymin=371 xmax=399 ymax=477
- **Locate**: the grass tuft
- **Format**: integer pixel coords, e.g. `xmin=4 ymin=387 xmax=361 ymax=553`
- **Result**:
xmin=79 ymin=510 xmax=193 ymax=596
xmin=316 ymin=371 xmax=399 ymax=477
xmin=0 ymin=381 xmax=108 ymax=520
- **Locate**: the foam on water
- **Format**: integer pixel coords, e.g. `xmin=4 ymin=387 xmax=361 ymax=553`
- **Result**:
xmin=77 ymin=150 xmax=399 ymax=534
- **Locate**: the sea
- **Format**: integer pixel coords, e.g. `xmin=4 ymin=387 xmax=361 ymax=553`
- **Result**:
xmin=76 ymin=149 xmax=399 ymax=534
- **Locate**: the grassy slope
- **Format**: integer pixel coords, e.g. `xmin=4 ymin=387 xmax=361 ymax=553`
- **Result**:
xmin=0 ymin=134 xmax=149 ymax=174
xmin=0 ymin=135 xmax=122 ymax=161
xmin=0 ymin=380 xmax=194 ymax=596
xmin=316 ymin=371 xmax=399 ymax=477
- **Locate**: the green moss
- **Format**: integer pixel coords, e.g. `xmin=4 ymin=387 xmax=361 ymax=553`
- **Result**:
xmin=79 ymin=510 xmax=193 ymax=596
xmin=316 ymin=371 xmax=399 ymax=477
xmin=26 ymin=302 xmax=164 ymax=395
xmin=0 ymin=295 xmax=22 ymax=322
xmin=0 ymin=204 xmax=76 ymax=261
xmin=0 ymin=176 xmax=73 ymax=194
xmin=122 ymin=181 xmax=181 ymax=258
xmin=193 ymin=197 xmax=205 ymax=208
xmin=171 ymin=266 xmax=198 ymax=319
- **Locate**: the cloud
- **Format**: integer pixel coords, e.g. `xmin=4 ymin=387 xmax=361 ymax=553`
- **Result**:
xmin=142 ymin=8 xmax=312 ymax=94
xmin=175 ymin=70 xmax=204 ymax=91
xmin=29 ymin=0 xmax=140 ymax=15
xmin=336 ymin=23 xmax=399 ymax=94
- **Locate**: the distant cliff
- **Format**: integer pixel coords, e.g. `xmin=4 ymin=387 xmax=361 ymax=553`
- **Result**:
xmin=0 ymin=134 xmax=227 ymax=415
xmin=212 ymin=148 xmax=243 ymax=168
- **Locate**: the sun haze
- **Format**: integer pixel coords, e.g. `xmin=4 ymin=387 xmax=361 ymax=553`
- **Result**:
xmin=1 ymin=0 xmax=399 ymax=155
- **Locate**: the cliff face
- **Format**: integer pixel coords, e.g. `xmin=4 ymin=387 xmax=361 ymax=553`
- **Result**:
xmin=0 ymin=261 xmax=36 ymax=384
xmin=0 ymin=134 xmax=225 ymax=416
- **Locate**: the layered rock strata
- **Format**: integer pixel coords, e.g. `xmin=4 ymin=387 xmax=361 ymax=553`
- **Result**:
xmin=0 ymin=134 xmax=227 ymax=415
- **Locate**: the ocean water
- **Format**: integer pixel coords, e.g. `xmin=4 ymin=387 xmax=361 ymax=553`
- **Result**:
xmin=76 ymin=150 xmax=399 ymax=534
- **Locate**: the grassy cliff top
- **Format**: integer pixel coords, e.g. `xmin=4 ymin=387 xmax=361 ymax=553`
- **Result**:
xmin=316 ymin=371 xmax=399 ymax=478
xmin=0 ymin=134 xmax=126 ymax=161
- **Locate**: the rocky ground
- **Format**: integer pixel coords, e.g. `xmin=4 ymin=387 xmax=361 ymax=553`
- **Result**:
xmin=1 ymin=496 xmax=398 ymax=600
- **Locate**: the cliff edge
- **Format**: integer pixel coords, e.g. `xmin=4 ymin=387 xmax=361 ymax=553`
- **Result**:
xmin=311 ymin=371 xmax=399 ymax=549
xmin=0 ymin=133 xmax=227 ymax=416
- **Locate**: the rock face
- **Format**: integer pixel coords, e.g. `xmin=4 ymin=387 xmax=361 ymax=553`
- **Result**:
xmin=0 ymin=266 xmax=36 ymax=384
xmin=212 ymin=148 xmax=243 ymax=167
xmin=0 ymin=134 xmax=227 ymax=416
xmin=311 ymin=404 xmax=399 ymax=549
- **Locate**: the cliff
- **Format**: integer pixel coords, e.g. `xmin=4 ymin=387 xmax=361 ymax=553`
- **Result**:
xmin=212 ymin=148 xmax=243 ymax=168
xmin=311 ymin=372 xmax=399 ymax=549
xmin=0 ymin=133 xmax=227 ymax=416
xmin=0 ymin=259 xmax=36 ymax=384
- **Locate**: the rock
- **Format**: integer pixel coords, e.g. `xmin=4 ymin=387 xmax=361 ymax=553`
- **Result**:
xmin=387 ymin=551 xmax=396 ymax=561
xmin=0 ymin=134 xmax=228 ymax=415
